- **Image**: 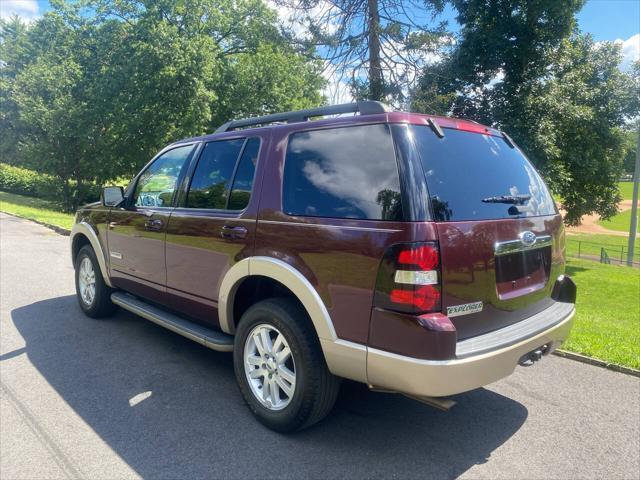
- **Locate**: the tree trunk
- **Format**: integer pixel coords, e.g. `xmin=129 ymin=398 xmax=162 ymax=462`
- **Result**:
xmin=61 ymin=177 xmax=72 ymax=212
xmin=367 ymin=0 xmax=384 ymax=101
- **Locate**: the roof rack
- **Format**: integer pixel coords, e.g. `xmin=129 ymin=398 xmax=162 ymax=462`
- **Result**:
xmin=214 ymin=100 xmax=392 ymax=133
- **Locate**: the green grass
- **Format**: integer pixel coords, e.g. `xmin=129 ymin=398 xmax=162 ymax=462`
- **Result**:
xmin=566 ymin=232 xmax=639 ymax=262
xmin=618 ymin=181 xmax=636 ymax=201
xmin=598 ymin=208 xmax=638 ymax=233
xmin=563 ymin=257 xmax=640 ymax=369
xmin=0 ymin=191 xmax=74 ymax=230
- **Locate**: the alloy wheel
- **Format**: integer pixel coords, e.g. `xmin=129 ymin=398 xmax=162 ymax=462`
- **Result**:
xmin=78 ymin=257 xmax=96 ymax=306
xmin=243 ymin=324 xmax=297 ymax=410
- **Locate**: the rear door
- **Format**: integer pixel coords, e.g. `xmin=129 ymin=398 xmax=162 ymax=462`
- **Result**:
xmin=405 ymin=124 xmax=564 ymax=340
xmin=164 ymin=136 xmax=263 ymax=325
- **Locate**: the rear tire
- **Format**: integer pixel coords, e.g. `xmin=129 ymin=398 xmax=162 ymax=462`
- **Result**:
xmin=74 ymin=245 xmax=117 ymax=318
xmin=233 ymin=298 xmax=340 ymax=432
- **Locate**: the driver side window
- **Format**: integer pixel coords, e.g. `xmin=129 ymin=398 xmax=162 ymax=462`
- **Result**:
xmin=134 ymin=145 xmax=194 ymax=208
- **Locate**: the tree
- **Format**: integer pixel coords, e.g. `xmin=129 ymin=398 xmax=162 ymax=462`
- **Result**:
xmin=413 ymin=0 xmax=585 ymax=119
xmin=276 ymin=0 xmax=449 ymax=104
xmin=413 ymin=0 xmax=639 ymax=225
xmin=525 ymin=36 xmax=638 ymax=224
xmin=0 ymin=0 xmax=325 ymax=210
xmin=0 ymin=16 xmax=32 ymax=165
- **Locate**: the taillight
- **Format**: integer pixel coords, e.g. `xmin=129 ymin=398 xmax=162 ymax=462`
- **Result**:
xmin=374 ymin=242 xmax=442 ymax=314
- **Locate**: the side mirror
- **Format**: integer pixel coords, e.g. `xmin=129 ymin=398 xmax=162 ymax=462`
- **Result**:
xmin=102 ymin=186 xmax=125 ymax=207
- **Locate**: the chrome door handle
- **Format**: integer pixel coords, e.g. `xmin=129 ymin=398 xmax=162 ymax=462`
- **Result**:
xmin=144 ymin=219 xmax=164 ymax=231
xmin=220 ymin=225 xmax=247 ymax=239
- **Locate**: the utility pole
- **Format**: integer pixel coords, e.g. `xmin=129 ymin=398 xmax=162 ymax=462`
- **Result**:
xmin=627 ymin=127 xmax=639 ymax=266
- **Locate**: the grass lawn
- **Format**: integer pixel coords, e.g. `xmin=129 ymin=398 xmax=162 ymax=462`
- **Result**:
xmin=563 ymin=257 xmax=640 ymax=369
xmin=0 ymin=191 xmax=75 ymax=230
xmin=598 ymin=208 xmax=638 ymax=233
xmin=566 ymin=232 xmax=639 ymax=263
xmin=618 ymin=181 xmax=636 ymax=201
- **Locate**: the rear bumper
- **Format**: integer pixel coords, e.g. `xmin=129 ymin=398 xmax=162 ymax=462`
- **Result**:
xmin=366 ymin=303 xmax=575 ymax=397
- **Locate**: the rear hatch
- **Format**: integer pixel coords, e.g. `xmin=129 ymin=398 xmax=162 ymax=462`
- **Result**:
xmin=405 ymin=121 xmax=565 ymax=340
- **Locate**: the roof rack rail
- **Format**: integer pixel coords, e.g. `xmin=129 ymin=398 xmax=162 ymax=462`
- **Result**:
xmin=214 ymin=100 xmax=392 ymax=133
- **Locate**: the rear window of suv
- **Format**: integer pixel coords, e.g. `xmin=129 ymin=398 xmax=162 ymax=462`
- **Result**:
xmin=283 ymin=124 xmax=402 ymax=220
xmin=408 ymin=125 xmax=557 ymax=221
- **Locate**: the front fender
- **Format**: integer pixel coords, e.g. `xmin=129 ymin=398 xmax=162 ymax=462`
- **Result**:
xmin=70 ymin=221 xmax=113 ymax=287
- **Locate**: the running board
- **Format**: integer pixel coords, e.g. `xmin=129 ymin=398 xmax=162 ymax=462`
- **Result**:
xmin=111 ymin=292 xmax=234 ymax=352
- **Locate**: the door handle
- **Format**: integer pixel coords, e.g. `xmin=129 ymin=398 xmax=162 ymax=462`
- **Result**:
xmin=220 ymin=225 xmax=247 ymax=239
xmin=144 ymin=218 xmax=164 ymax=231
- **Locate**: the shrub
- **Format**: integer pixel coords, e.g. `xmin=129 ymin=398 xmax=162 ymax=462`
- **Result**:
xmin=0 ymin=163 xmax=60 ymax=199
xmin=0 ymin=163 xmax=101 ymax=208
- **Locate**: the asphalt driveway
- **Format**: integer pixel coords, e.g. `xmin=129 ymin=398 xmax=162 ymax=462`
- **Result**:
xmin=1 ymin=212 xmax=638 ymax=479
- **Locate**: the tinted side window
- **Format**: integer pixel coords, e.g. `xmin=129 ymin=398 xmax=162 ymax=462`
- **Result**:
xmin=283 ymin=124 xmax=402 ymax=220
xmin=228 ymin=138 xmax=260 ymax=210
xmin=134 ymin=144 xmax=194 ymax=208
xmin=187 ymin=139 xmax=245 ymax=209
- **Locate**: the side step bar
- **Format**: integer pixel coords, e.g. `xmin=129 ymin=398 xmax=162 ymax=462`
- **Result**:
xmin=111 ymin=292 xmax=234 ymax=352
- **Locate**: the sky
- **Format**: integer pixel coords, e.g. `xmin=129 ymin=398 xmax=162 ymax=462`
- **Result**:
xmin=1 ymin=0 xmax=638 ymax=71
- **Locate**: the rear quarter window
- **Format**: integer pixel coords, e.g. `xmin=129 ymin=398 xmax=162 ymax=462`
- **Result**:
xmin=409 ymin=125 xmax=557 ymax=221
xmin=283 ymin=124 xmax=403 ymax=220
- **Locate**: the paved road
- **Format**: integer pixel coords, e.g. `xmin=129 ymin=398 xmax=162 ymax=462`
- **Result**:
xmin=1 ymin=212 xmax=639 ymax=480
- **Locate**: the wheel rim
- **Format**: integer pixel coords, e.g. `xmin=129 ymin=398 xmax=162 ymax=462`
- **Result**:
xmin=78 ymin=257 xmax=96 ymax=306
xmin=244 ymin=324 xmax=296 ymax=411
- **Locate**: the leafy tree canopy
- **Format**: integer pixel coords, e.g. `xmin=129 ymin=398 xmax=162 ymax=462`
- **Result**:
xmin=0 ymin=0 xmax=324 ymax=209
xmin=413 ymin=0 xmax=639 ymax=225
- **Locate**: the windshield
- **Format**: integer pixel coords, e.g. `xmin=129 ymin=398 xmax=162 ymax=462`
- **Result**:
xmin=408 ymin=125 xmax=557 ymax=221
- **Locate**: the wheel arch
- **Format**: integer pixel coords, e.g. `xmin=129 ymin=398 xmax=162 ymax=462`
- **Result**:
xmin=70 ymin=222 xmax=113 ymax=287
xmin=219 ymin=257 xmax=336 ymax=340
xmin=219 ymin=257 xmax=367 ymax=383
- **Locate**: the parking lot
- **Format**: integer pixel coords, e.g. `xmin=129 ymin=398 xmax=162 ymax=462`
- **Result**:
xmin=1 ymin=213 xmax=639 ymax=479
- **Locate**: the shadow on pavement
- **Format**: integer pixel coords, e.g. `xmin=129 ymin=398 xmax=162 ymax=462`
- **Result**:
xmin=9 ymin=295 xmax=528 ymax=479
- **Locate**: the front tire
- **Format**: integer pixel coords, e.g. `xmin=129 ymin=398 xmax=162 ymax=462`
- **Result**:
xmin=233 ymin=298 xmax=340 ymax=432
xmin=74 ymin=245 xmax=116 ymax=318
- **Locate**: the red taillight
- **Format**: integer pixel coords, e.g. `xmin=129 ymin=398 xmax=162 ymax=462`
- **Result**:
xmin=374 ymin=242 xmax=442 ymax=314
xmin=390 ymin=285 xmax=441 ymax=311
xmin=398 ymin=244 xmax=439 ymax=270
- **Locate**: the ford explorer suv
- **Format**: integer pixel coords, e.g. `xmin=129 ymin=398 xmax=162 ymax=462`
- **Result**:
xmin=71 ymin=101 xmax=576 ymax=432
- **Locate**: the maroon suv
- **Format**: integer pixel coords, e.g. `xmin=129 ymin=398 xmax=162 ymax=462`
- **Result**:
xmin=71 ymin=101 xmax=576 ymax=432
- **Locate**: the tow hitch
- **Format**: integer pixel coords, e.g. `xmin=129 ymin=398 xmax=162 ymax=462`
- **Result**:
xmin=518 ymin=344 xmax=550 ymax=366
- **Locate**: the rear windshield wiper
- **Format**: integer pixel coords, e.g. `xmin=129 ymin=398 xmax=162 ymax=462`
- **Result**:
xmin=482 ymin=194 xmax=531 ymax=205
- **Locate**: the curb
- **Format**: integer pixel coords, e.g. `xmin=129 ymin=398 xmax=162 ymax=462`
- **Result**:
xmin=553 ymin=349 xmax=640 ymax=378
xmin=0 ymin=211 xmax=71 ymax=236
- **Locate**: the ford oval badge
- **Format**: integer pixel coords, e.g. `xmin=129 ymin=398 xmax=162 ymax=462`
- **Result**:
xmin=519 ymin=231 xmax=537 ymax=247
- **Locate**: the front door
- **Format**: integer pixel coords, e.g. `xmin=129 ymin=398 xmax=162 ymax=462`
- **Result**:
xmin=108 ymin=143 xmax=196 ymax=304
xmin=165 ymin=136 xmax=263 ymax=324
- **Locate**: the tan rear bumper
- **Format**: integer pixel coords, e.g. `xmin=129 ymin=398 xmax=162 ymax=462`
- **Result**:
xmin=366 ymin=307 xmax=575 ymax=397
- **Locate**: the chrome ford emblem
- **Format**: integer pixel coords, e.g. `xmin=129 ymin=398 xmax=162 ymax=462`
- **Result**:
xmin=519 ymin=231 xmax=537 ymax=247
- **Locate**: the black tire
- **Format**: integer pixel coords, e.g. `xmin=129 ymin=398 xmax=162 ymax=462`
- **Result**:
xmin=233 ymin=298 xmax=341 ymax=432
xmin=74 ymin=245 xmax=117 ymax=318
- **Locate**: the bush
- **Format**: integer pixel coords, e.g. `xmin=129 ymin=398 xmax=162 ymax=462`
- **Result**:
xmin=0 ymin=163 xmax=60 ymax=199
xmin=0 ymin=163 xmax=101 ymax=208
